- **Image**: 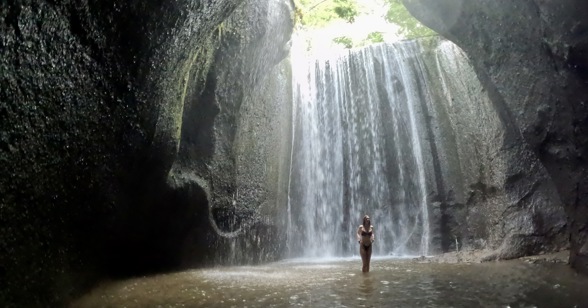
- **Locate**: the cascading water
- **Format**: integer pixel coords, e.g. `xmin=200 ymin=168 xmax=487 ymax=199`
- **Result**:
xmin=288 ymin=39 xmax=438 ymax=258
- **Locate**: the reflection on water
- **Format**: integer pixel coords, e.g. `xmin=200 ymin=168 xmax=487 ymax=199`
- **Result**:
xmin=73 ymin=258 xmax=588 ymax=307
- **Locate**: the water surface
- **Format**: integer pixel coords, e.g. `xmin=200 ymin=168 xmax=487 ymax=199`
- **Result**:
xmin=74 ymin=258 xmax=588 ymax=307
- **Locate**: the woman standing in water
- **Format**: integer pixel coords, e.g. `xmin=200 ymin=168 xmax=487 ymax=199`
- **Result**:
xmin=357 ymin=215 xmax=375 ymax=272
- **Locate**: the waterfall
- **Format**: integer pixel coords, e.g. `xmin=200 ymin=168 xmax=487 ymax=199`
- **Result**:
xmin=288 ymin=39 xmax=441 ymax=258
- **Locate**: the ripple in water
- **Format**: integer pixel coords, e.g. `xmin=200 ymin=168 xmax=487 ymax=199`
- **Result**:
xmin=73 ymin=258 xmax=588 ymax=308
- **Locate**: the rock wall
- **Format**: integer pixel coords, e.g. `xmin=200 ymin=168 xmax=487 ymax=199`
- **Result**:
xmin=169 ymin=0 xmax=294 ymax=266
xmin=402 ymin=0 xmax=588 ymax=273
xmin=418 ymin=39 xmax=567 ymax=258
xmin=0 ymin=0 xmax=293 ymax=306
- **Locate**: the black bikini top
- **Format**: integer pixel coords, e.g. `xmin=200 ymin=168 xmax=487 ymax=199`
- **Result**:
xmin=361 ymin=231 xmax=372 ymax=236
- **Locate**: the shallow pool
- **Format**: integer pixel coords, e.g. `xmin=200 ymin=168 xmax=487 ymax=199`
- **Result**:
xmin=73 ymin=257 xmax=588 ymax=307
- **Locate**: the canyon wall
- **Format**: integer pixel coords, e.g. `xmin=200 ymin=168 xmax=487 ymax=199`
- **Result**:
xmin=419 ymin=39 xmax=567 ymax=257
xmin=170 ymin=0 xmax=294 ymax=266
xmin=0 ymin=0 xmax=293 ymax=306
xmin=402 ymin=0 xmax=588 ymax=273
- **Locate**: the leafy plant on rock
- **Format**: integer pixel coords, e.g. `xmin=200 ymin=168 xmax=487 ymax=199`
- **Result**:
xmin=333 ymin=36 xmax=354 ymax=48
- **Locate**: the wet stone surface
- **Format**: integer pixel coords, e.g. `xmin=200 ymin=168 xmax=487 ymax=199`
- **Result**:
xmin=73 ymin=257 xmax=588 ymax=307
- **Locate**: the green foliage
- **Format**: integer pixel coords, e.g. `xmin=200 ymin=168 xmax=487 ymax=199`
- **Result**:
xmin=294 ymin=0 xmax=358 ymax=27
xmin=333 ymin=0 xmax=358 ymax=23
xmin=333 ymin=36 xmax=354 ymax=48
xmin=366 ymin=31 xmax=384 ymax=43
xmin=384 ymin=0 xmax=436 ymax=39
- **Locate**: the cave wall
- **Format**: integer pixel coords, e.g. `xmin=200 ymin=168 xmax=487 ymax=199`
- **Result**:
xmin=0 ymin=0 xmax=293 ymax=306
xmin=414 ymin=38 xmax=567 ymax=258
xmin=402 ymin=0 xmax=588 ymax=272
xmin=169 ymin=0 xmax=295 ymax=266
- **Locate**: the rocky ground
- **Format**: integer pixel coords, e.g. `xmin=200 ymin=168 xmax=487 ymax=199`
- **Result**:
xmin=414 ymin=250 xmax=569 ymax=265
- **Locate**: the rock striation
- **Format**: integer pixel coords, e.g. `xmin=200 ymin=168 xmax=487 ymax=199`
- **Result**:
xmin=402 ymin=0 xmax=588 ymax=273
xmin=420 ymin=39 xmax=567 ymax=258
xmin=168 ymin=0 xmax=294 ymax=267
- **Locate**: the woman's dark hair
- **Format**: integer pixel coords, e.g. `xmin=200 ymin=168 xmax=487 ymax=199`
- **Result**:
xmin=363 ymin=215 xmax=370 ymax=226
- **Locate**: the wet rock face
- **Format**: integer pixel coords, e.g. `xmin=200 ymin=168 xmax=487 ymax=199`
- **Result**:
xmin=415 ymin=39 xmax=568 ymax=259
xmin=402 ymin=0 xmax=588 ymax=273
xmin=0 ymin=0 xmax=292 ymax=306
xmin=169 ymin=0 xmax=294 ymax=266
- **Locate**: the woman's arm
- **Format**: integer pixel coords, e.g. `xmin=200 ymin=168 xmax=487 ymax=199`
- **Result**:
xmin=356 ymin=226 xmax=362 ymax=242
xmin=371 ymin=226 xmax=375 ymax=243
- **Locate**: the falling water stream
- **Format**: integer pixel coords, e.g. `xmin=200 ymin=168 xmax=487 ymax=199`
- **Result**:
xmin=288 ymin=40 xmax=435 ymax=258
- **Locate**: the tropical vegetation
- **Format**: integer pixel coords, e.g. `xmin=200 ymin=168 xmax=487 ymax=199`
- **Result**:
xmin=294 ymin=0 xmax=435 ymax=49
